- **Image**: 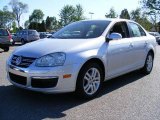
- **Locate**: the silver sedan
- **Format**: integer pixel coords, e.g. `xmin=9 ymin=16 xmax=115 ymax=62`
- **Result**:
xmin=6 ymin=19 xmax=156 ymax=99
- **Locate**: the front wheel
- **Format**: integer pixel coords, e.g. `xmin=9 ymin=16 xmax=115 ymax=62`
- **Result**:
xmin=141 ymin=52 xmax=154 ymax=74
xmin=76 ymin=63 xmax=104 ymax=99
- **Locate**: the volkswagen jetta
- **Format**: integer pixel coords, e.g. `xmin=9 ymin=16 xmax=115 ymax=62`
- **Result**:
xmin=6 ymin=19 xmax=156 ymax=99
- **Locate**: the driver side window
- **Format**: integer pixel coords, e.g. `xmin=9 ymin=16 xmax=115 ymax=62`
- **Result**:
xmin=108 ymin=22 xmax=129 ymax=39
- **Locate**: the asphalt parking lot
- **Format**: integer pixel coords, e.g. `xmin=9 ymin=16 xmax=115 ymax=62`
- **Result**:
xmin=0 ymin=45 xmax=160 ymax=120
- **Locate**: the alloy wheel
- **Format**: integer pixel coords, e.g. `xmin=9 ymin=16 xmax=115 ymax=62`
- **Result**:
xmin=83 ymin=68 xmax=101 ymax=95
xmin=146 ymin=54 xmax=153 ymax=72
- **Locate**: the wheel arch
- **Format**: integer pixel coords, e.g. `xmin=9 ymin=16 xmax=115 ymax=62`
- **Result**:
xmin=75 ymin=58 xmax=106 ymax=98
xmin=146 ymin=43 xmax=156 ymax=58
xmin=76 ymin=58 xmax=106 ymax=84
xmin=148 ymin=49 xmax=154 ymax=58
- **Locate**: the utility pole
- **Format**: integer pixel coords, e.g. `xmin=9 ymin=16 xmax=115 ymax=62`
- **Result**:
xmin=89 ymin=12 xmax=94 ymax=19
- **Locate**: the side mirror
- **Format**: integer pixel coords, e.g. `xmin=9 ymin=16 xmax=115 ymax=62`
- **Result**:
xmin=106 ymin=33 xmax=122 ymax=42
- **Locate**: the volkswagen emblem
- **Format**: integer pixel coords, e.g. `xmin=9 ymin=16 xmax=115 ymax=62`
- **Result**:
xmin=15 ymin=56 xmax=22 ymax=65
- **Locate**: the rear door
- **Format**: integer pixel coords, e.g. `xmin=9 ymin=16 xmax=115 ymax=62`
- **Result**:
xmin=28 ymin=31 xmax=33 ymax=41
xmin=22 ymin=30 xmax=28 ymax=41
xmin=127 ymin=22 xmax=147 ymax=67
xmin=15 ymin=31 xmax=22 ymax=42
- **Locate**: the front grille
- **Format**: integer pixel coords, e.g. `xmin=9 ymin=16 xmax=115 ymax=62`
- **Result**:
xmin=11 ymin=55 xmax=36 ymax=68
xmin=31 ymin=78 xmax=58 ymax=88
xmin=9 ymin=72 xmax=27 ymax=85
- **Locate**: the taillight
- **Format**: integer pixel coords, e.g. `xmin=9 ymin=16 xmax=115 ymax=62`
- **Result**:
xmin=8 ymin=34 xmax=12 ymax=41
xmin=7 ymin=29 xmax=12 ymax=41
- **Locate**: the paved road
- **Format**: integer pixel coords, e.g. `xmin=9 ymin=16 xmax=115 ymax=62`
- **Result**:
xmin=0 ymin=45 xmax=160 ymax=120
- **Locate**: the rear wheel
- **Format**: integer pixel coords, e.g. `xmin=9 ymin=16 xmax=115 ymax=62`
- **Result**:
xmin=21 ymin=39 xmax=26 ymax=45
xmin=141 ymin=52 xmax=154 ymax=74
xmin=76 ymin=63 xmax=104 ymax=99
xmin=3 ymin=47 xmax=9 ymax=52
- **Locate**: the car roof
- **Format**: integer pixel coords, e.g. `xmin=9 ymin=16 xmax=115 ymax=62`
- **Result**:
xmin=20 ymin=29 xmax=36 ymax=31
xmin=81 ymin=18 xmax=134 ymax=23
xmin=0 ymin=28 xmax=7 ymax=30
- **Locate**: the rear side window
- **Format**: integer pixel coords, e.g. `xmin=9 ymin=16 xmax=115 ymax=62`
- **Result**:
xmin=0 ymin=29 xmax=9 ymax=36
xmin=29 ymin=31 xmax=39 ymax=35
xmin=28 ymin=31 xmax=32 ymax=35
xmin=128 ymin=22 xmax=146 ymax=37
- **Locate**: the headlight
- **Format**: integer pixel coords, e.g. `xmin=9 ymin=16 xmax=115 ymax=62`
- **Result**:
xmin=35 ymin=52 xmax=66 ymax=67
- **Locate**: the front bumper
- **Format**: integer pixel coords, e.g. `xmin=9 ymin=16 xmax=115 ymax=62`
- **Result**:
xmin=6 ymin=63 xmax=81 ymax=93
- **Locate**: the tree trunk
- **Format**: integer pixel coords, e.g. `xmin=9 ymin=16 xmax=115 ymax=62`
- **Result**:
xmin=17 ymin=20 xmax=20 ymax=28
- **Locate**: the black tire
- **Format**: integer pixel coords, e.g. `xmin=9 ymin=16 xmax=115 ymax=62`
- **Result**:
xmin=21 ymin=39 xmax=26 ymax=45
xmin=3 ymin=47 xmax=9 ymax=52
xmin=76 ymin=63 xmax=104 ymax=99
xmin=141 ymin=52 xmax=154 ymax=75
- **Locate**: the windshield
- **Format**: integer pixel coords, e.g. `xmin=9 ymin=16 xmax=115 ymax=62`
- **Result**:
xmin=53 ymin=20 xmax=111 ymax=39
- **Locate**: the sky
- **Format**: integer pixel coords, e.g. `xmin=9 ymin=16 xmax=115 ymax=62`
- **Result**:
xmin=0 ymin=0 xmax=140 ymax=27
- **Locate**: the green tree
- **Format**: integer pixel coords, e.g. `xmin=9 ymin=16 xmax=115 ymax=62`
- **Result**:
xmin=28 ymin=21 xmax=46 ymax=32
xmin=0 ymin=7 xmax=15 ymax=28
xmin=46 ymin=16 xmax=58 ymax=31
xmin=9 ymin=0 xmax=28 ymax=28
xmin=141 ymin=0 xmax=160 ymax=31
xmin=145 ymin=10 xmax=160 ymax=31
xmin=46 ymin=16 xmax=52 ymax=31
xmin=141 ymin=0 xmax=160 ymax=10
xmin=29 ymin=9 xmax=44 ymax=23
xmin=56 ymin=21 xmax=63 ymax=30
xmin=74 ymin=4 xmax=84 ymax=21
xmin=60 ymin=5 xmax=75 ymax=26
xmin=59 ymin=4 xmax=84 ymax=26
xmin=120 ymin=9 xmax=130 ymax=19
xmin=28 ymin=22 xmax=40 ymax=31
xmin=105 ymin=7 xmax=118 ymax=18
xmin=24 ymin=20 xmax=29 ymax=29
xmin=11 ymin=21 xmax=18 ymax=33
xmin=130 ymin=8 xmax=152 ymax=31
xmin=39 ymin=20 xmax=46 ymax=32
xmin=130 ymin=8 xmax=141 ymax=21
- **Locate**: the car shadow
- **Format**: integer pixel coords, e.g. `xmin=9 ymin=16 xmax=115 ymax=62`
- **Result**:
xmin=0 ymin=70 xmax=145 ymax=120
xmin=99 ymin=70 xmax=145 ymax=96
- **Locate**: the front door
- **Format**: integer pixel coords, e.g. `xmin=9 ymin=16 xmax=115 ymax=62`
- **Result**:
xmin=106 ymin=22 xmax=134 ymax=78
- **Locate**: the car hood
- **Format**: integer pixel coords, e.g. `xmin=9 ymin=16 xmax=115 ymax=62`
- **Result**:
xmin=13 ymin=37 xmax=104 ymax=58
